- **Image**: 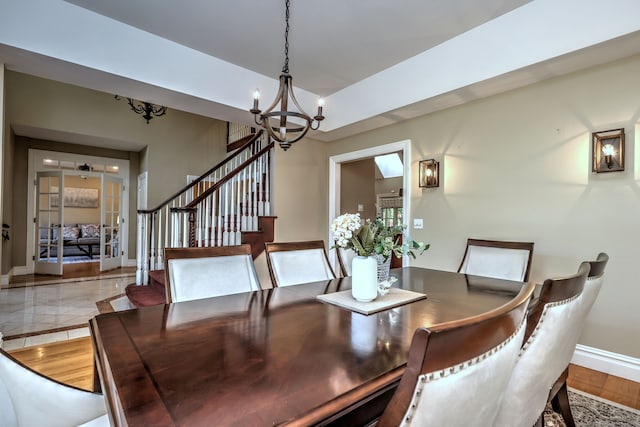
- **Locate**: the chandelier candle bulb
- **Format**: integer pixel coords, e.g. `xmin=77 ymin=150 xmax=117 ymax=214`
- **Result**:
xmin=315 ymin=98 xmax=325 ymax=120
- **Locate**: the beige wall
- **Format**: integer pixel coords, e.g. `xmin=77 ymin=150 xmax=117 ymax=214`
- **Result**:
xmin=3 ymin=72 xmax=228 ymax=272
xmin=323 ymin=55 xmax=640 ymax=358
xmin=375 ymin=176 xmax=403 ymax=197
xmin=340 ymin=159 xmax=376 ymax=220
xmin=251 ymin=137 xmax=331 ymax=288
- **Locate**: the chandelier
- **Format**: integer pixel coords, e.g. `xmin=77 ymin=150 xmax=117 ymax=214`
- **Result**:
xmin=115 ymin=95 xmax=168 ymax=124
xmin=250 ymin=0 xmax=325 ymax=150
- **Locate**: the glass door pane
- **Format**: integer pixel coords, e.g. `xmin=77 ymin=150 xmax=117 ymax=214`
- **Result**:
xmin=35 ymin=171 xmax=63 ymax=275
xmin=100 ymin=175 xmax=122 ymax=271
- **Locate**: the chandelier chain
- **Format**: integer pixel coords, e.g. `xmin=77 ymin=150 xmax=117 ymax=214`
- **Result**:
xmin=283 ymin=0 xmax=290 ymax=73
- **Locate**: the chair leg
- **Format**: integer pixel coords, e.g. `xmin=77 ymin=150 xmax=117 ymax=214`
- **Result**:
xmin=551 ymin=381 xmax=575 ymax=427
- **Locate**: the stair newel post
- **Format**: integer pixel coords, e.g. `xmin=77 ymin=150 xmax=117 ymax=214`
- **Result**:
xmin=164 ymin=205 xmax=170 ymax=258
xmin=149 ymin=210 xmax=158 ymax=272
xmin=187 ymin=208 xmax=197 ymax=247
xmin=136 ymin=212 xmax=149 ymax=285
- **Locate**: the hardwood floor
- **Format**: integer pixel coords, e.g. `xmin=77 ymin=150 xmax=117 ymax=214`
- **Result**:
xmin=7 ymin=337 xmax=640 ymax=411
xmin=568 ymin=364 xmax=640 ymax=410
xmin=8 ymin=337 xmax=95 ymax=391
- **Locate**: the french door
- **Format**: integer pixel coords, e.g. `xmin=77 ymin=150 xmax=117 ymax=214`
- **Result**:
xmin=35 ymin=171 xmax=64 ymax=275
xmin=100 ymin=175 xmax=123 ymax=271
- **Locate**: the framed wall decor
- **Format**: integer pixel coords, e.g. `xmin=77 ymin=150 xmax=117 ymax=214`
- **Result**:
xmin=51 ymin=187 xmax=99 ymax=208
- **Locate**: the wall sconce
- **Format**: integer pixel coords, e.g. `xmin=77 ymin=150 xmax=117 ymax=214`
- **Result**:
xmin=592 ymin=128 xmax=624 ymax=173
xmin=419 ymin=159 xmax=440 ymax=188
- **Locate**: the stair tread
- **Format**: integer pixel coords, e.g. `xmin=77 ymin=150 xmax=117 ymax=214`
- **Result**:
xmin=125 ymin=283 xmax=165 ymax=307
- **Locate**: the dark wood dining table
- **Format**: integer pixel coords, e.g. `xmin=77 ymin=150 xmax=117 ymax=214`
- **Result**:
xmin=90 ymin=267 xmax=525 ymax=427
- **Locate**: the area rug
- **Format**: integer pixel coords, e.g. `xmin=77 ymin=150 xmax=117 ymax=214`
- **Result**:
xmin=544 ymin=389 xmax=640 ymax=426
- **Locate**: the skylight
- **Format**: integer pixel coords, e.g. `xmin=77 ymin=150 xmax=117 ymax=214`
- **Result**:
xmin=374 ymin=153 xmax=403 ymax=178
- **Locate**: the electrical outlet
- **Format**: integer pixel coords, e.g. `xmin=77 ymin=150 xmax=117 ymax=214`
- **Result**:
xmin=413 ymin=218 xmax=424 ymax=229
xmin=357 ymin=204 xmax=364 ymax=212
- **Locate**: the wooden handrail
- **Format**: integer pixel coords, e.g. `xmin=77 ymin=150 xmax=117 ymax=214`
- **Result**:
xmin=137 ymin=129 xmax=265 ymax=215
xmin=186 ymin=141 xmax=274 ymax=208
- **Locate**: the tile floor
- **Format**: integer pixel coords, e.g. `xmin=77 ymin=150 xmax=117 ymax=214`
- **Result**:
xmin=0 ymin=272 xmax=135 ymax=350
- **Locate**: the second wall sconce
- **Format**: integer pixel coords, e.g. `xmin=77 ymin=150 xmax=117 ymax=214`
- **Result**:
xmin=419 ymin=159 xmax=440 ymax=188
xmin=592 ymin=128 xmax=624 ymax=173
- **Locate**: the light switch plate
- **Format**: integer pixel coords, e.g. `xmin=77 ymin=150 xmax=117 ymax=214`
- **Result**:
xmin=413 ymin=218 xmax=424 ymax=229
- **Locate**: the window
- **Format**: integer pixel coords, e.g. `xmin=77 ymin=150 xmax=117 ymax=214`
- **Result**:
xmin=378 ymin=195 xmax=403 ymax=227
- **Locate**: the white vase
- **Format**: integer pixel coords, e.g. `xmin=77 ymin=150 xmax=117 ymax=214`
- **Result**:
xmin=351 ymin=255 xmax=378 ymax=302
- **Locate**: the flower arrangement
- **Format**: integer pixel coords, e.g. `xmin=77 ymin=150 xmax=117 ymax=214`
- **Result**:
xmin=331 ymin=213 xmax=429 ymax=261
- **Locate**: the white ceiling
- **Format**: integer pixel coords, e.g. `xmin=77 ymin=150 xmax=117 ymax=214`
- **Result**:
xmin=2 ymin=0 xmax=640 ymax=146
xmin=63 ymin=0 xmax=533 ymax=96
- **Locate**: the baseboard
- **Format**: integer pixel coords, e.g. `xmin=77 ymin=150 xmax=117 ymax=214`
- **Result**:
xmin=125 ymin=259 xmax=136 ymax=267
xmin=572 ymin=344 xmax=640 ymax=383
xmin=12 ymin=265 xmax=29 ymax=276
xmin=1 ymin=266 xmax=29 ymax=287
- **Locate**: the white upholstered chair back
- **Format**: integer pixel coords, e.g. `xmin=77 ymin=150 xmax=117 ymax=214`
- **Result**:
xmin=165 ymin=244 xmax=261 ymax=303
xmin=337 ymin=247 xmax=356 ymax=277
xmin=493 ymin=262 xmax=590 ymax=427
xmin=458 ymin=239 xmax=534 ymax=282
xmin=578 ymin=253 xmax=608 ymax=324
xmin=545 ymin=252 xmax=609 ymax=425
xmin=377 ymin=281 xmax=535 ymax=427
xmin=0 ymin=349 xmax=108 ymax=427
xmin=265 ymin=241 xmax=336 ymax=287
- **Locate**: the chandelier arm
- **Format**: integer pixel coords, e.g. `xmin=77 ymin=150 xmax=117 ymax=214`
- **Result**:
xmin=152 ymin=106 xmax=168 ymax=117
xmin=261 ymin=75 xmax=289 ymax=115
xmin=127 ymin=99 xmax=146 ymax=115
xmin=285 ymin=77 xmax=312 ymax=119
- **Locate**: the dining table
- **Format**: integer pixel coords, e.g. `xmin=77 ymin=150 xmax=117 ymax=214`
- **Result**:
xmin=90 ymin=266 xmax=526 ymax=427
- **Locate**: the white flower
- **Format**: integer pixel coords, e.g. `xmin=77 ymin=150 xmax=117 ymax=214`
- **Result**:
xmin=331 ymin=213 xmax=362 ymax=249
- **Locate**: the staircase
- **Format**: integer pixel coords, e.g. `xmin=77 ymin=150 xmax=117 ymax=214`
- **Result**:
xmin=127 ymin=127 xmax=276 ymax=306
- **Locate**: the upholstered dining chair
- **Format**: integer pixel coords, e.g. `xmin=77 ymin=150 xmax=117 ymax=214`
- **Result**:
xmin=0 ymin=348 xmax=108 ymax=427
xmin=164 ymin=244 xmax=261 ymax=303
xmin=493 ymin=262 xmax=590 ymax=427
xmin=458 ymin=238 xmax=534 ymax=282
xmin=376 ymin=280 xmax=536 ymax=427
xmin=265 ymin=240 xmax=336 ymax=287
xmin=337 ymin=247 xmax=356 ymax=277
xmin=546 ymin=252 xmax=609 ymax=426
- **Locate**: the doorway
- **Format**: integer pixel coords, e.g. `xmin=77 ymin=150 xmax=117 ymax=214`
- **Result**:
xmin=28 ymin=150 xmax=130 ymax=275
xmin=328 ymin=140 xmax=411 ymax=268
